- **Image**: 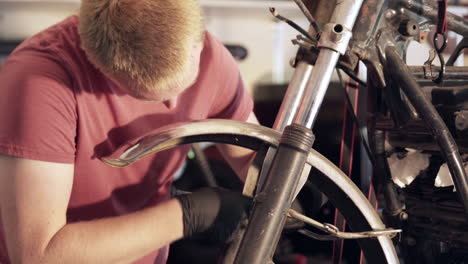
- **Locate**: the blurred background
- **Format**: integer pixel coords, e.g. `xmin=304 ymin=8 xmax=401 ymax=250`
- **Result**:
xmin=0 ymin=0 xmax=467 ymax=99
xmin=0 ymin=0 xmax=307 ymax=94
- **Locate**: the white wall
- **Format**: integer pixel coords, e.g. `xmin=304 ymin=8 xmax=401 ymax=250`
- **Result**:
xmin=0 ymin=1 xmax=79 ymax=40
xmin=203 ymin=1 xmax=308 ymax=96
xmin=406 ymin=6 xmax=467 ymax=67
xmin=0 ymin=0 xmax=308 ymax=98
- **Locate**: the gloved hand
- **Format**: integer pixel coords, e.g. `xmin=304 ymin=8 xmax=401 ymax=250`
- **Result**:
xmin=176 ymin=188 xmax=252 ymax=242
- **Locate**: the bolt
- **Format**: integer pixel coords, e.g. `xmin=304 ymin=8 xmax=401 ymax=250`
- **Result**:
xmin=385 ymin=9 xmax=397 ymax=20
xmin=399 ymin=212 xmax=409 ymax=221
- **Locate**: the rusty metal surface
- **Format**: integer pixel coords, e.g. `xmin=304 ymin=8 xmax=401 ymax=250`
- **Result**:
xmin=398 ymin=0 xmax=468 ymax=36
xmin=305 ymin=0 xmax=337 ymax=27
xmin=352 ymin=0 xmax=388 ymax=44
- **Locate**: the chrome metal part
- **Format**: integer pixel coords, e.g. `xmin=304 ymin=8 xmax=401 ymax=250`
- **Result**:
xmin=261 ymin=62 xmax=314 ymax=199
xmin=289 ymin=209 xmax=402 ymax=240
xmin=318 ymin=23 xmax=353 ymax=55
xmin=330 ymin=0 xmax=366 ymax=30
xmin=102 ymin=119 xmax=399 ymax=263
xmin=292 ymin=0 xmax=364 ymax=129
xmin=273 ymin=62 xmax=314 ymax=130
xmin=101 ymin=120 xmax=280 ymax=167
xmin=298 ymin=228 xmax=401 ymax=241
xmin=385 ymin=9 xmax=398 ymax=20
xmin=292 ymin=49 xmax=341 ymax=128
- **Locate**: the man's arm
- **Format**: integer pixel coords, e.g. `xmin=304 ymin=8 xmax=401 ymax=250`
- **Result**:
xmin=0 ymin=155 xmax=184 ymax=264
xmin=216 ymin=112 xmax=259 ymax=181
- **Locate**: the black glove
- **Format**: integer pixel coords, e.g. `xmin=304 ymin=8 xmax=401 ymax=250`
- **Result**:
xmin=176 ymin=188 xmax=252 ymax=242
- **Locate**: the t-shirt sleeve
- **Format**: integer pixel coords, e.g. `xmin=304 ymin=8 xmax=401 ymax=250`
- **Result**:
xmin=207 ymin=34 xmax=253 ymax=121
xmin=0 ymin=50 xmax=77 ymax=163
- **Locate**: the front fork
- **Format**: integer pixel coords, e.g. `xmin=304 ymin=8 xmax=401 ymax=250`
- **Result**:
xmin=231 ymin=1 xmax=365 ymax=263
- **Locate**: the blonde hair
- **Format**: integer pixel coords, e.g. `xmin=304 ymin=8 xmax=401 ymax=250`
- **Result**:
xmin=79 ymin=0 xmax=204 ymax=94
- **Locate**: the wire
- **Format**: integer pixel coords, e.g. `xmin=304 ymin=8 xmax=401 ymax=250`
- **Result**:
xmin=269 ymin=7 xmax=316 ymax=42
xmin=336 ymin=69 xmax=376 ymax=168
xmin=337 ymin=64 xmax=367 ymax=87
xmin=292 ymin=0 xmax=321 ymax=34
xmin=269 ymin=5 xmax=366 ymax=89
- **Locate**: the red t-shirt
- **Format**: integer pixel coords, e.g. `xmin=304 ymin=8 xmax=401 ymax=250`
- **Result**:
xmin=0 ymin=16 xmax=253 ymax=264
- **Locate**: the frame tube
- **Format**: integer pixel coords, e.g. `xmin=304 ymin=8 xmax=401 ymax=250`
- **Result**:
xmin=386 ymin=46 xmax=468 ymax=218
xmin=399 ymin=0 xmax=468 ymax=36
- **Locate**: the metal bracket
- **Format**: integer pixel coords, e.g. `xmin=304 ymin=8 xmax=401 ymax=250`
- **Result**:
xmin=423 ymin=49 xmax=437 ymax=79
xmin=318 ymin=23 xmax=353 ymax=55
xmin=288 ymin=209 xmax=402 ymax=240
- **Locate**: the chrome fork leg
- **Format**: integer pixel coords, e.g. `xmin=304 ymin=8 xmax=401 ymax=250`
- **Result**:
xmin=232 ymin=1 xmax=365 ymax=263
xmin=294 ymin=0 xmax=364 ymax=128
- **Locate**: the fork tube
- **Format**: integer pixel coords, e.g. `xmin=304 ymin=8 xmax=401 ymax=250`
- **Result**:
xmin=293 ymin=0 xmax=364 ymax=129
xmin=266 ymin=62 xmax=314 ymax=194
xmin=273 ymin=62 xmax=314 ymax=131
xmin=234 ymin=124 xmax=315 ymax=264
xmin=233 ymin=1 xmax=365 ymax=264
xmin=293 ymin=50 xmax=341 ymax=128
xmin=224 ymin=63 xmax=315 ymax=264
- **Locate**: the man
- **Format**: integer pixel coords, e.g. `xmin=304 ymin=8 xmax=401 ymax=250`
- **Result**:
xmin=0 ymin=0 xmax=256 ymax=263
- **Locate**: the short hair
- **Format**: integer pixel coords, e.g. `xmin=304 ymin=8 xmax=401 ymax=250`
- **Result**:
xmin=79 ymin=0 xmax=204 ymax=94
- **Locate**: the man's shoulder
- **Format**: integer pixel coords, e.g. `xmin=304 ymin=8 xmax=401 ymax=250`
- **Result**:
xmin=202 ymin=31 xmax=226 ymax=58
xmin=200 ymin=31 xmax=238 ymax=73
xmin=6 ymin=15 xmax=87 ymax=77
xmin=3 ymin=15 xmax=96 ymax=87
xmin=13 ymin=15 xmax=80 ymax=55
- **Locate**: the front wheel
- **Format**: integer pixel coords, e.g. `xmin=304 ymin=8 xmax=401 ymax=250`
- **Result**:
xmin=102 ymin=119 xmax=399 ymax=263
